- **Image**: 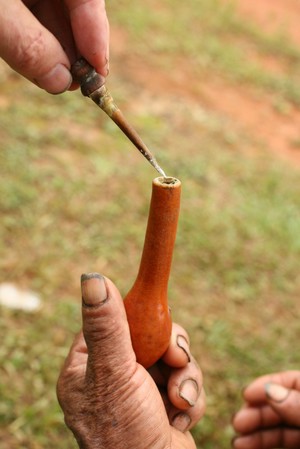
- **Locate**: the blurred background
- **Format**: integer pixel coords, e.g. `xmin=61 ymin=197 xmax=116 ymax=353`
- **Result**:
xmin=1 ymin=0 xmax=300 ymax=447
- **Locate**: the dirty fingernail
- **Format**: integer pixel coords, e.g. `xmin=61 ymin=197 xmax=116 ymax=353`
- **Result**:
xmin=171 ymin=412 xmax=191 ymax=432
xmin=265 ymin=383 xmax=290 ymax=403
xmin=177 ymin=335 xmax=191 ymax=363
xmin=81 ymin=273 xmax=108 ymax=306
xmin=35 ymin=63 xmax=72 ymax=94
xmin=179 ymin=379 xmax=199 ymax=407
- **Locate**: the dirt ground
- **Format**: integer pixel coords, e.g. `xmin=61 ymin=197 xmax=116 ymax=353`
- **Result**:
xmin=110 ymin=0 xmax=300 ymax=168
xmin=233 ymin=0 xmax=300 ymax=166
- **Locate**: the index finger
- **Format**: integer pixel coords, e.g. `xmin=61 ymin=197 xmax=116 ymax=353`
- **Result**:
xmin=64 ymin=0 xmax=109 ymax=76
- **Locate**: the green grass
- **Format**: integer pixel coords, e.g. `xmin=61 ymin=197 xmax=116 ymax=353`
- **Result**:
xmin=1 ymin=0 xmax=300 ymax=448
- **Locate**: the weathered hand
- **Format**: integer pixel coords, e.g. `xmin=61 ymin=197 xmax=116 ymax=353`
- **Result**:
xmin=57 ymin=273 xmax=206 ymax=449
xmin=0 ymin=0 xmax=109 ymax=93
xmin=232 ymin=371 xmax=300 ymax=449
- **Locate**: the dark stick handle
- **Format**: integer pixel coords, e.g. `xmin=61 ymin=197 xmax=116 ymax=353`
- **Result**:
xmin=71 ymin=58 xmax=105 ymax=97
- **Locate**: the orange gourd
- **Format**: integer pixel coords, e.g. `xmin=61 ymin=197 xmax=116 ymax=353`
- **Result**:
xmin=124 ymin=176 xmax=181 ymax=368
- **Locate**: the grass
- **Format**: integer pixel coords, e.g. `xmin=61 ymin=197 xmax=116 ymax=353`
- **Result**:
xmin=1 ymin=0 xmax=300 ymax=448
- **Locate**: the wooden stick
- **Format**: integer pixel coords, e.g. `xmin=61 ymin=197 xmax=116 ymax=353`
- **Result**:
xmin=71 ymin=58 xmax=166 ymax=177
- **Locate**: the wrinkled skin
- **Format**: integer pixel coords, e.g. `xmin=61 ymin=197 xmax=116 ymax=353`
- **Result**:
xmin=232 ymin=371 xmax=300 ymax=449
xmin=57 ymin=274 xmax=206 ymax=449
xmin=0 ymin=0 xmax=109 ymax=93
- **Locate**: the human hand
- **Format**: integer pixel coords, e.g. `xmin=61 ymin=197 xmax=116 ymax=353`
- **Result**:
xmin=0 ymin=1 xmax=109 ymax=94
xmin=57 ymin=273 xmax=206 ymax=449
xmin=232 ymin=371 xmax=300 ymax=449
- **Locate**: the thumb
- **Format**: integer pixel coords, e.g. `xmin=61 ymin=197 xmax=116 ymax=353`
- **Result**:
xmin=265 ymin=382 xmax=300 ymax=426
xmin=0 ymin=1 xmax=72 ymax=94
xmin=81 ymin=273 xmax=137 ymax=380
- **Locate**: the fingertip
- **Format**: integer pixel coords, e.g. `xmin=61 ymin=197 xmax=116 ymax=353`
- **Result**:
xmin=34 ymin=64 xmax=72 ymax=94
xmin=171 ymin=412 xmax=192 ymax=432
xmin=168 ymin=385 xmax=206 ymax=436
xmin=241 ymin=383 xmax=252 ymax=401
xmin=231 ymin=434 xmax=255 ymax=449
xmin=265 ymin=382 xmax=290 ymax=403
xmin=179 ymin=379 xmax=199 ymax=408
xmin=81 ymin=272 xmax=108 ymax=307
xmin=231 ymin=409 xmax=248 ymax=433
xmin=162 ymin=324 xmax=191 ymax=368
xmin=79 ymin=273 xmax=136 ymax=370
xmin=94 ymin=54 xmax=109 ymax=78
xmin=176 ymin=335 xmax=191 ymax=363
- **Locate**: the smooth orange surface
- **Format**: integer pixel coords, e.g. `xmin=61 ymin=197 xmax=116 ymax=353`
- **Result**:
xmin=124 ymin=177 xmax=181 ymax=368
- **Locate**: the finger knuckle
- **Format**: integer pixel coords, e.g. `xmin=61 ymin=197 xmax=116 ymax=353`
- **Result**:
xmin=17 ymin=30 xmax=46 ymax=73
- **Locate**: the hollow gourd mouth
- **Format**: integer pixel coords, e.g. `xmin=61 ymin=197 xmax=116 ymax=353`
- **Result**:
xmin=162 ymin=177 xmax=176 ymax=184
xmin=154 ymin=176 xmax=181 ymax=187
